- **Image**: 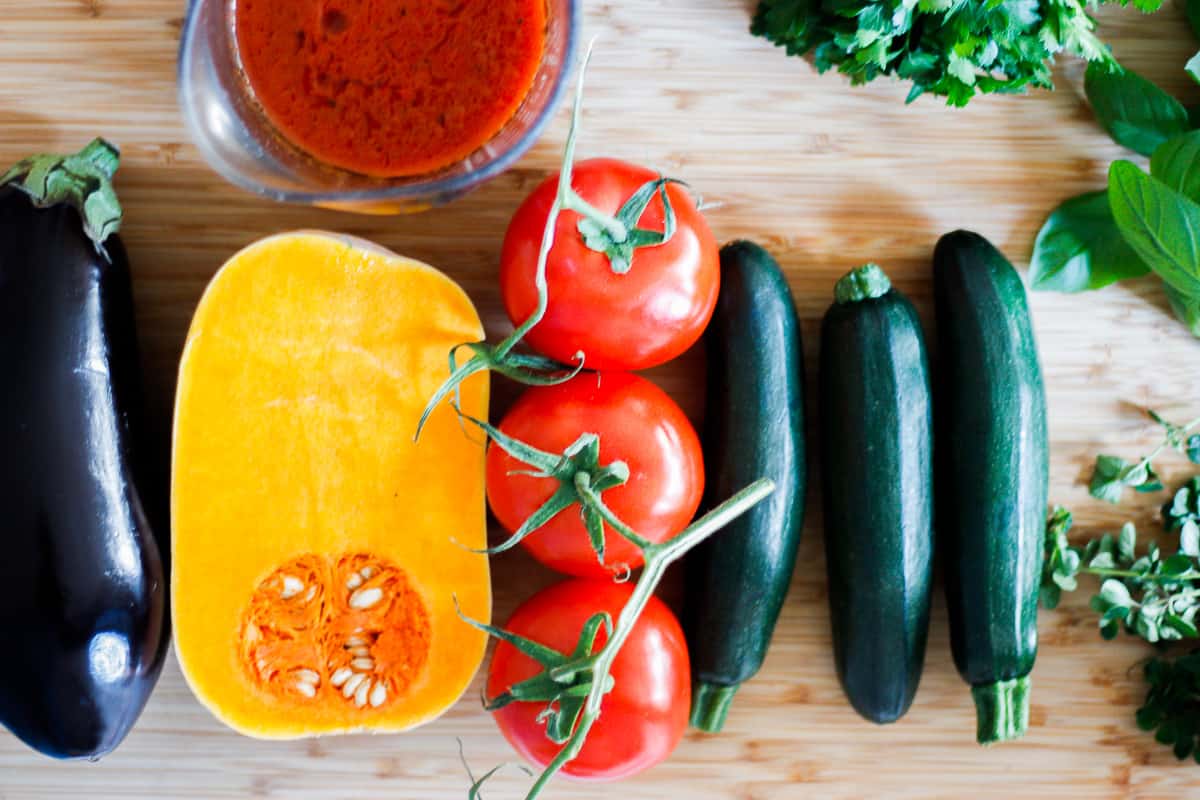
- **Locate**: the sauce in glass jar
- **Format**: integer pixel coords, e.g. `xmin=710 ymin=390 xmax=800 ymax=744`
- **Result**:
xmin=234 ymin=0 xmax=547 ymax=177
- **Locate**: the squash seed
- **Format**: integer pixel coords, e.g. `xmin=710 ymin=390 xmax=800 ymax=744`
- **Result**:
xmin=330 ymin=667 xmax=353 ymax=687
xmin=342 ymin=673 xmax=366 ymax=698
xmin=280 ymin=575 xmax=304 ymax=599
xmin=369 ymin=682 xmax=387 ymax=707
xmin=294 ymin=669 xmax=320 ymax=684
xmin=354 ymin=679 xmax=371 ymax=707
xmin=349 ymin=587 xmax=383 ymax=609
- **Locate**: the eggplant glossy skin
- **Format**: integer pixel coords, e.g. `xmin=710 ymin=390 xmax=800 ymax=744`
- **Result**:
xmin=0 ymin=186 xmax=166 ymax=759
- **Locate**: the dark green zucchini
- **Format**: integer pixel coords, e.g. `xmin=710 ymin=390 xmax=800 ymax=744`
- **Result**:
xmin=683 ymin=241 xmax=806 ymax=733
xmin=819 ymin=263 xmax=933 ymax=725
xmin=933 ymin=230 xmax=1047 ymax=745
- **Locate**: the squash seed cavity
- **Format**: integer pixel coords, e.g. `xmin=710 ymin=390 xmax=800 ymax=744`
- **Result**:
xmin=239 ymin=554 xmax=431 ymax=710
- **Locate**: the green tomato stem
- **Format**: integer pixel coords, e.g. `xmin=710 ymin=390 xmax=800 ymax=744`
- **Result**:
xmin=574 ymin=472 xmax=655 ymax=550
xmin=520 ymin=478 xmax=775 ymax=799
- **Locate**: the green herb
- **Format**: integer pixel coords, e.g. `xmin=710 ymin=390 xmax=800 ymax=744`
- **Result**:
xmin=1044 ymin=430 xmax=1200 ymax=763
xmin=1109 ymin=158 xmax=1200 ymax=298
xmin=1164 ymin=477 xmax=1200 ymax=539
xmin=750 ymin=0 xmax=1161 ymax=107
xmin=1188 ymin=0 xmax=1200 ymax=39
xmin=1030 ymin=42 xmax=1200 ymax=339
xmin=1088 ymin=409 xmax=1200 ymax=503
xmin=1084 ymin=62 xmax=1190 ymax=157
xmin=1041 ymin=507 xmax=1200 ymax=643
xmin=1151 ymin=130 xmax=1200 ymax=202
xmin=1028 ymin=190 xmax=1149 ymax=292
xmin=1138 ymin=650 xmax=1200 ymax=763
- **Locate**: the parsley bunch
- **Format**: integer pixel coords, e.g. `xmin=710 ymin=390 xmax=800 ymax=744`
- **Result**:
xmin=752 ymin=0 xmax=1162 ymax=106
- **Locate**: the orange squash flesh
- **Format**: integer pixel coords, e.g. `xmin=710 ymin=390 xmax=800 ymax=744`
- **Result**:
xmin=171 ymin=231 xmax=489 ymax=738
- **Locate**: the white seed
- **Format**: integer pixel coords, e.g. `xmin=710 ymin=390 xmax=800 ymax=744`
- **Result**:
xmin=369 ymin=682 xmax=387 ymax=708
xmin=244 ymin=623 xmax=261 ymax=643
xmin=354 ymin=679 xmax=371 ymax=707
xmin=346 ymin=635 xmax=368 ymax=647
xmin=351 ymin=658 xmax=374 ymax=671
xmin=294 ymin=669 xmax=320 ymax=684
xmin=345 ymin=573 xmax=363 ymax=590
xmin=360 ymin=566 xmax=375 ymax=579
xmin=329 ymin=667 xmax=353 ymax=687
xmin=280 ymin=575 xmax=303 ymax=599
xmin=348 ymin=646 xmax=370 ymax=657
xmin=294 ymin=680 xmax=316 ymax=698
xmin=349 ymin=587 xmax=383 ymax=609
xmin=304 ymin=585 xmax=317 ymax=602
xmin=342 ymin=673 xmax=366 ymax=698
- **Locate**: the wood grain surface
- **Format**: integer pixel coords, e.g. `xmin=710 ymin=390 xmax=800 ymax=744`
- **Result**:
xmin=2 ymin=1 xmax=1200 ymax=798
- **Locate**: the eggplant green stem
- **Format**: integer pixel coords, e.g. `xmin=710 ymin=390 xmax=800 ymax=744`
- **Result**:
xmin=0 ymin=138 xmax=122 ymax=257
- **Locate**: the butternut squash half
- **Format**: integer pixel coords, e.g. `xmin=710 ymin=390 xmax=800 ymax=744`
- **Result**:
xmin=172 ymin=231 xmax=489 ymax=738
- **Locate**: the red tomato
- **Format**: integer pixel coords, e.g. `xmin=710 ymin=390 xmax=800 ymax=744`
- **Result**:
xmin=500 ymin=158 xmax=719 ymax=371
xmin=488 ymin=579 xmax=691 ymax=781
xmin=487 ymin=371 xmax=704 ymax=578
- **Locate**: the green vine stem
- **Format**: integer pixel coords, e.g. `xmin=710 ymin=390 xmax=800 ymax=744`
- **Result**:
xmin=460 ymin=477 xmax=775 ymax=799
xmin=1128 ymin=416 xmax=1200 ymax=474
xmin=414 ymin=41 xmax=688 ymax=440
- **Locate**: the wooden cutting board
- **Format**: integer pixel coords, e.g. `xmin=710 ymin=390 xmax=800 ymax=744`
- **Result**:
xmin=2 ymin=2 xmax=1199 ymax=798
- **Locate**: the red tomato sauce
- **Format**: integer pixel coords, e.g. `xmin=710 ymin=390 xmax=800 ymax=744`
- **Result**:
xmin=234 ymin=0 xmax=547 ymax=177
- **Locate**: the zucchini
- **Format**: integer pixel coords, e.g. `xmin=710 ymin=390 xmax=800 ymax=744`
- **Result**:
xmin=819 ymin=264 xmax=933 ymax=724
xmin=683 ymin=241 xmax=806 ymax=733
xmin=933 ymin=230 xmax=1047 ymax=745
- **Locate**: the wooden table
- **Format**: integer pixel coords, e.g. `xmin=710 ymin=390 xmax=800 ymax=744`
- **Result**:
xmin=2 ymin=2 xmax=1199 ymax=797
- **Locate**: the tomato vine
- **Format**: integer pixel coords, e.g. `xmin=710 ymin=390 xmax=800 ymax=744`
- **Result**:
xmin=416 ymin=43 xmax=775 ymax=798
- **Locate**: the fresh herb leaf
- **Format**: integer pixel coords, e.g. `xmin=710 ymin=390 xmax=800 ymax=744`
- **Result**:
xmin=1108 ymin=160 xmax=1200 ymax=298
xmin=750 ymin=0 xmax=1146 ymax=107
xmin=1164 ymin=477 xmax=1200 ymax=533
xmin=1085 ymin=62 xmax=1190 ymax=156
xmin=1164 ymin=282 xmax=1200 ymax=338
xmin=1151 ymin=131 xmax=1200 ymax=204
xmin=1030 ymin=190 xmax=1150 ymax=292
xmin=1089 ymin=411 xmax=1200 ymax=503
xmin=1140 ymin=650 xmax=1200 ymax=762
xmin=1188 ymin=51 xmax=1200 ymax=86
xmin=1090 ymin=454 xmax=1152 ymax=502
xmin=1188 ymin=0 xmax=1200 ymax=40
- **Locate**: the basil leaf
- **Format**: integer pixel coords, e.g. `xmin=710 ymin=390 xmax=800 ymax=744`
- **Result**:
xmin=1188 ymin=0 xmax=1200 ymax=40
xmin=1085 ymin=62 xmax=1190 ymax=157
xmin=1151 ymin=131 xmax=1200 ymax=203
xmin=1188 ymin=51 xmax=1200 ymax=86
xmin=1164 ymin=282 xmax=1200 ymax=338
xmin=1030 ymin=190 xmax=1150 ymax=292
xmin=1109 ymin=160 xmax=1200 ymax=297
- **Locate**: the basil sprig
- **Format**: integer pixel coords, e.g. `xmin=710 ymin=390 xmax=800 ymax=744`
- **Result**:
xmin=1030 ymin=10 xmax=1200 ymax=338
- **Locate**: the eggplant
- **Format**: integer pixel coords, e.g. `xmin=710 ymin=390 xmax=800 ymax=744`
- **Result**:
xmin=0 ymin=141 xmax=166 ymax=759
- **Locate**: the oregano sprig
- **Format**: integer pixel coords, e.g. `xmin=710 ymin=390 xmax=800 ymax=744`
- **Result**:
xmin=1088 ymin=409 xmax=1200 ymax=503
xmin=1042 ymin=506 xmax=1200 ymax=641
